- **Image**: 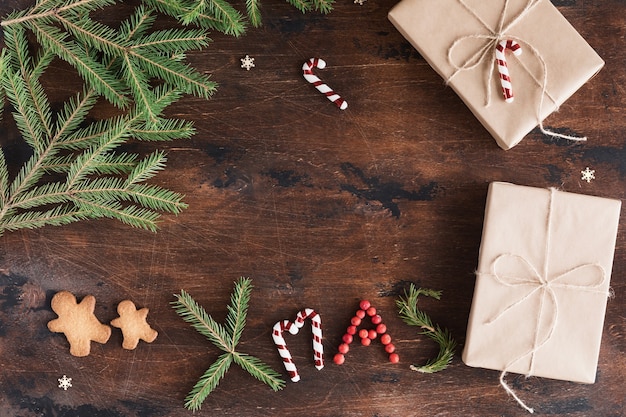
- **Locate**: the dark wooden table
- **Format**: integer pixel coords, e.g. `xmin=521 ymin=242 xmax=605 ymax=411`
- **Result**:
xmin=1 ymin=0 xmax=624 ymax=416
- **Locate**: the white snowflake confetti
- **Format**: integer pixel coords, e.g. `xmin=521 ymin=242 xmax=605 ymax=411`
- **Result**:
xmin=354 ymin=0 xmax=366 ymax=4
xmin=581 ymin=167 xmax=595 ymax=183
xmin=240 ymin=55 xmax=255 ymax=71
xmin=58 ymin=375 xmax=72 ymax=390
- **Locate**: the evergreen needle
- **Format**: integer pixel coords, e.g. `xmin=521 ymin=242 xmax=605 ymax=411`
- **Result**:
xmin=172 ymin=278 xmax=285 ymax=411
xmin=396 ymin=284 xmax=457 ymax=373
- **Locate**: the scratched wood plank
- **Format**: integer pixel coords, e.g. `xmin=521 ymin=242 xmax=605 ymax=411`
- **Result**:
xmin=0 ymin=0 xmax=624 ymax=416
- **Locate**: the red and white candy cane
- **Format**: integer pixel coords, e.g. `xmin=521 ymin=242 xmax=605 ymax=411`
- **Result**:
xmin=495 ymin=40 xmax=522 ymax=103
xmin=272 ymin=320 xmax=299 ymax=381
xmin=302 ymin=58 xmax=348 ymax=110
xmin=293 ymin=308 xmax=324 ymax=370
xmin=272 ymin=308 xmax=324 ymax=382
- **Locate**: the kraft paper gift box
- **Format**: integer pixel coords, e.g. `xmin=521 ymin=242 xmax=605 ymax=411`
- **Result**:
xmin=462 ymin=182 xmax=621 ymax=384
xmin=388 ymin=0 xmax=605 ymax=150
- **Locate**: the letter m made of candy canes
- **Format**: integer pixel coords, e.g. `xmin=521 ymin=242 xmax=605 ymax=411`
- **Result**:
xmin=272 ymin=308 xmax=324 ymax=382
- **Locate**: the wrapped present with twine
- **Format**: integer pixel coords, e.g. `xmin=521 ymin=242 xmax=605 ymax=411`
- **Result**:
xmin=462 ymin=182 xmax=620 ymax=413
xmin=388 ymin=0 xmax=605 ymax=150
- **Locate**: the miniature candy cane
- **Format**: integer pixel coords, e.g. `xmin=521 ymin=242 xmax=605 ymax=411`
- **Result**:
xmin=495 ymin=40 xmax=522 ymax=103
xmin=293 ymin=308 xmax=324 ymax=370
xmin=272 ymin=320 xmax=300 ymax=382
xmin=272 ymin=308 xmax=324 ymax=382
xmin=302 ymin=58 xmax=348 ymax=110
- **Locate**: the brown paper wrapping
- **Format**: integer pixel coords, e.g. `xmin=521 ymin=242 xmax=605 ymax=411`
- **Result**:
xmin=388 ymin=0 xmax=605 ymax=150
xmin=462 ymin=182 xmax=621 ymax=383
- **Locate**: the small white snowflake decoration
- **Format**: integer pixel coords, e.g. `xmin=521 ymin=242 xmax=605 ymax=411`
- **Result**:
xmin=240 ymin=55 xmax=255 ymax=71
xmin=581 ymin=167 xmax=595 ymax=183
xmin=58 ymin=375 xmax=72 ymax=390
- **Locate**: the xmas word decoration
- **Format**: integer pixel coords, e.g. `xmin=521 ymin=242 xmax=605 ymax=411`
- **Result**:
xmin=171 ymin=278 xmax=453 ymax=408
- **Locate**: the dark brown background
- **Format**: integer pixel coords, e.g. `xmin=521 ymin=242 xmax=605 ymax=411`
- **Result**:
xmin=0 ymin=0 xmax=624 ymax=416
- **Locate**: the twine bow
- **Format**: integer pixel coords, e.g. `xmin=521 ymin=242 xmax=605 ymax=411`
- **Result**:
xmin=480 ymin=188 xmax=609 ymax=413
xmin=447 ymin=0 xmax=586 ymax=142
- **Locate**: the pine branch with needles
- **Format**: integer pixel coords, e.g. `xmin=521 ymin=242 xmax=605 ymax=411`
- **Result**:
xmin=396 ymin=284 xmax=457 ymax=373
xmin=0 ymin=0 xmax=334 ymax=236
xmin=172 ymin=278 xmax=285 ymax=411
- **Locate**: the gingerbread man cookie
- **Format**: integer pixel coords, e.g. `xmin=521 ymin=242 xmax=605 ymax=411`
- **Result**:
xmin=110 ymin=300 xmax=158 ymax=350
xmin=47 ymin=291 xmax=111 ymax=357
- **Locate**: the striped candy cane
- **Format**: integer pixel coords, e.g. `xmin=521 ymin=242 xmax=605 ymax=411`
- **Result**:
xmin=495 ymin=40 xmax=522 ymax=103
xmin=293 ymin=308 xmax=324 ymax=370
xmin=272 ymin=320 xmax=300 ymax=382
xmin=272 ymin=308 xmax=324 ymax=382
xmin=302 ymin=58 xmax=348 ymax=110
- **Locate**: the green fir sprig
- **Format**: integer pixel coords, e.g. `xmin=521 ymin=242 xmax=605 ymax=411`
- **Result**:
xmin=172 ymin=278 xmax=285 ymax=411
xmin=0 ymin=0 xmax=334 ymax=236
xmin=396 ymin=284 xmax=456 ymax=373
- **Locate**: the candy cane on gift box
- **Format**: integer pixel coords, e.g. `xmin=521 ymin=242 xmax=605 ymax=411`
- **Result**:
xmin=302 ymin=58 xmax=348 ymax=110
xmin=272 ymin=308 xmax=324 ymax=382
xmin=495 ymin=40 xmax=522 ymax=103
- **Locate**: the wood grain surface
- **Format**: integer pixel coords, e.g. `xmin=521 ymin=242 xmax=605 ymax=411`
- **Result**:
xmin=0 ymin=0 xmax=625 ymax=416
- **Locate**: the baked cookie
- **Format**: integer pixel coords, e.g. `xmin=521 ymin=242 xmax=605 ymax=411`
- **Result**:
xmin=47 ymin=291 xmax=111 ymax=357
xmin=110 ymin=300 xmax=158 ymax=350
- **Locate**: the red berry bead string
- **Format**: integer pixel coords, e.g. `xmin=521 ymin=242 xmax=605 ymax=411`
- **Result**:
xmin=333 ymin=300 xmax=398 ymax=365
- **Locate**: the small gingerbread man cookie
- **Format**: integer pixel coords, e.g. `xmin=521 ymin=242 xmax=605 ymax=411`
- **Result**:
xmin=47 ymin=291 xmax=111 ymax=357
xmin=110 ymin=300 xmax=158 ymax=350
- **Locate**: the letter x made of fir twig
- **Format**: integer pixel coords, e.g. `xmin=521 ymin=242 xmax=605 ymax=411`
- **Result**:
xmin=172 ymin=278 xmax=285 ymax=411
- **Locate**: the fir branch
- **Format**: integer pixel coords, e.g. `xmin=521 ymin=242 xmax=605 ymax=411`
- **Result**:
xmin=286 ymin=0 xmax=314 ymax=14
xmin=71 ymin=196 xmax=162 ymax=231
xmin=0 ymin=0 xmax=334 ymax=236
xmin=184 ymin=353 xmax=233 ymax=412
xmin=225 ymin=276 xmax=251 ymax=349
xmin=3 ymin=25 xmax=54 ymax=139
xmin=312 ymin=0 xmax=334 ymax=14
xmin=29 ymin=20 xmax=129 ymax=107
xmin=172 ymin=278 xmax=285 ymax=411
xmin=54 ymin=90 xmax=99 ymax=146
xmin=0 ymin=151 xmax=10 ymax=208
xmin=1 ymin=204 xmax=92 ymax=232
xmin=245 ymin=0 xmax=262 ymax=28
xmin=1 ymin=0 xmax=117 ymax=28
xmin=172 ymin=289 xmax=233 ymax=352
xmin=231 ymin=352 xmax=284 ymax=391
xmin=128 ymin=48 xmax=216 ymax=99
xmin=130 ymin=118 xmax=195 ymax=142
xmin=142 ymin=0 xmax=245 ymax=36
xmin=130 ymin=28 xmax=210 ymax=54
xmin=396 ymin=284 xmax=457 ymax=373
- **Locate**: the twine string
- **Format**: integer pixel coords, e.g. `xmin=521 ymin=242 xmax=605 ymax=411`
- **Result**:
xmin=447 ymin=0 xmax=586 ymax=142
xmin=480 ymin=188 xmax=609 ymax=413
